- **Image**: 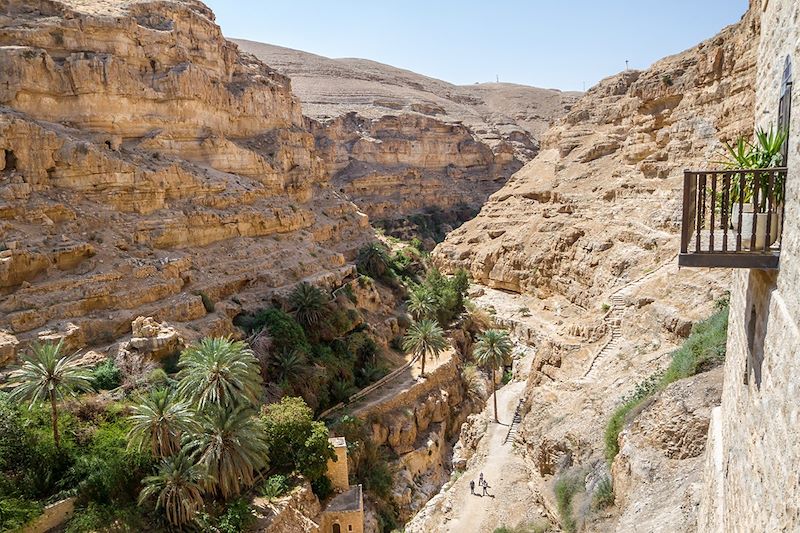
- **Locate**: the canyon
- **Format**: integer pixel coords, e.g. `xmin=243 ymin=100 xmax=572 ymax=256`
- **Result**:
xmin=0 ymin=0 xmax=767 ymax=532
xmin=235 ymin=40 xmax=580 ymax=241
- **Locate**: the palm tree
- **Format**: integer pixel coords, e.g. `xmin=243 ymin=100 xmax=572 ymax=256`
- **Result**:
xmin=407 ymin=286 xmax=437 ymax=321
xmin=128 ymin=388 xmax=195 ymax=459
xmin=139 ymin=451 xmax=206 ymax=528
xmin=8 ymin=340 xmax=92 ymax=447
xmin=185 ymin=405 xmax=269 ymax=500
xmin=176 ymin=338 xmax=262 ymax=410
xmin=402 ymin=319 xmax=448 ymax=377
xmin=474 ymin=329 xmax=514 ymax=423
xmin=289 ymin=282 xmax=330 ymax=329
xmin=272 ymin=348 xmax=309 ymax=386
xmin=357 ymin=242 xmax=391 ymax=278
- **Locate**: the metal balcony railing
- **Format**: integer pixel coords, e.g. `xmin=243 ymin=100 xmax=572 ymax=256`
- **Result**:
xmin=679 ymin=168 xmax=787 ymax=269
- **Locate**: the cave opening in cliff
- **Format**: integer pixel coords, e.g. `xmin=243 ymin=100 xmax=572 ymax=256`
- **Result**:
xmin=3 ymin=149 xmax=16 ymax=172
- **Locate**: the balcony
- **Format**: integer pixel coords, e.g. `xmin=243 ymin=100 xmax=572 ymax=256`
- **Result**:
xmin=679 ymin=168 xmax=787 ymax=269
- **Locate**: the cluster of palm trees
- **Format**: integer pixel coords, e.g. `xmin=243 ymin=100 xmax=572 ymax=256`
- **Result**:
xmin=402 ymin=287 xmax=514 ymax=423
xmin=7 ymin=337 xmax=270 ymax=528
xmin=132 ymin=338 xmax=268 ymax=526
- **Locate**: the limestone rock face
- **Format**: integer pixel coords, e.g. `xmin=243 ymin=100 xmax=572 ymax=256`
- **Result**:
xmin=0 ymin=0 xmax=372 ymax=364
xmin=433 ymin=8 xmax=758 ymax=304
xmin=611 ymin=367 xmax=723 ymax=533
xmin=234 ymin=40 xmax=580 ymax=230
xmin=127 ymin=316 xmax=183 ymax=359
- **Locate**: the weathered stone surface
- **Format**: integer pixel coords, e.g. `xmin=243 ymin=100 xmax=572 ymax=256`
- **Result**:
xmin=234 ymin=40 xmax=580 ymax=229
xmin=0 ymin=0 xmax=373 ymax=364
xmin=612 ymin=368 xmax=722 ymax=533
xmin=433 ymin=7 xmax=757 ymax=307
xmin=127 ymin=316 xmax=183 ymax=359
xmin=0 ymin=331 xmax=19 ymax=366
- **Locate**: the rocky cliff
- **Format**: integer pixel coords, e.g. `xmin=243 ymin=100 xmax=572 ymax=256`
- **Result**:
xmin=0 ymin=0 xmax=373 ymax=362
xmin=234 ymin=41 xmax=580 ymax=238
xmin=434 ymin=8 xmax=757 ymax=302
xmin=422 ymin=5 xmax=758 ymax=531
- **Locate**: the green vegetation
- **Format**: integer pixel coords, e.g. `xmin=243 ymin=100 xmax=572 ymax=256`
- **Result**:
xmin=261 ymin=397 xmax=335 ymax=493
xmin=605 ymin=300 xmax=729 ymax=463
xmin=289 ymin=282 xmax=330 ymax=330
xmin=127 ymin=388 xmax=194 ymax=459
xmin=403 ymin=319 xmax=448 ymax=377
xmin=474 ymin=330 xmax=514 ymax=423
xmin=357 ymin=242 xmax=393 ymax=279
xmin=176 ymin=338 xmax=263 ymax=410
xmin=260 ymin=474 xmax=291 ymax=500
xmin=593 ymin=475 xmax=614 ymax=509
xmin=555 ymin=472 xmax=584 ymax=533
xmin=91 ymin=358 xmax=122 ymax=390
xmin=8 ymin=340 xmax=93 ymax=447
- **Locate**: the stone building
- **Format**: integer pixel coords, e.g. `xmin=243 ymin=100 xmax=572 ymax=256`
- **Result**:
xmin=695 ymin=0 xmax=800 ymax=530
xmin=320 ymin=437 xmax=364 ymax=533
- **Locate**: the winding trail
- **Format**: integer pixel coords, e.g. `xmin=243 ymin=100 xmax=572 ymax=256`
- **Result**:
xmin=407 ymin=347 xmax=547 ymax=532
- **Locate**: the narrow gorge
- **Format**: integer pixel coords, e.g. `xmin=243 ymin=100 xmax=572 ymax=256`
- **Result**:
xmin=1 ymin=1 xmax=790 ymax=533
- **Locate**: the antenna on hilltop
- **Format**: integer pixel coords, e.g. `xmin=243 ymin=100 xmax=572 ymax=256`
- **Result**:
xmin=496 ymin=74 xmax=499 ymax=83
xmin=625 ymin=59 xmax=629 ymax=71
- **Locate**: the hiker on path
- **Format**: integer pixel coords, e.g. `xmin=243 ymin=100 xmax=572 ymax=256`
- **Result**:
xmin=481 ymin=479 xmax=489 ymax=497
xmin=470 ymin=480 xmax=475 ymax=495
xmin=479 ymin=472 xmax=484 ymax=486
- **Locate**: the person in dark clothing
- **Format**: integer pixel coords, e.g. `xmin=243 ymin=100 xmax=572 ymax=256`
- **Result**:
xmin=470 ymin=480 xmax=475 ymax=495
xmin=481 ymin=480 xmax=489 ymax=496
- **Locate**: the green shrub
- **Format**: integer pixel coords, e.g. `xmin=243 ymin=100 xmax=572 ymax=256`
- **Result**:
xmin=604 ymin=302 xmax=729 ymax=463
xmin=502 ymin=369 xmax=513 ymax=385
xmin=554 ymin=473 xmax=584 ymax=533
xmin=255 ymin=308 xmax=310 ymax=353
xmin=196 ymin=291 xmax=215 ymax=313
xmin=593 ymin=475 xmax=614 ymax=509
xmin=215 ymin=498 xmax=255 ymax=533
xmin=0 ymin=497 xmax=42 ymax=531
xmin=91 ymin=359 xmax=122 ymax=390
xmin=356 ymin=242 xmax=392 ymax=279
xmin=65 ymin=503 xmax=151 ymax=533
xmin=260 ymin=474 xmax=291 ymax=500
xmin=310 ymin=474 xmax=333 ymax=500
xmin=261 ymin=397 xmax=335 ymax=493
xmin=146 ymin=368 xmax=169 ymax=386
xmin=70 ymin=419 xmax=153 ymax=504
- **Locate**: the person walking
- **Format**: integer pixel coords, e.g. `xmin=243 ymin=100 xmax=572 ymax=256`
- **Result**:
xmin=470 ymin=479 xmax=475 ymax=495
xmin=479 ymin=472 xmax=484 ymax=487
xmin=481 ymin=478 xmax=489 ymax=497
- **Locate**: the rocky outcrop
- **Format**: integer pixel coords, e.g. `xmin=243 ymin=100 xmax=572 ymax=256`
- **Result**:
xmin=434 ymin=7 xmax=758 ymax=303
xmin=251 ymin=481 xmax=322 ymax=533
xmin=0 ymin=0 xmax=373 ymax=363
xmin=611 ymin=367 xmax=723 ymax=533
xmin=234 ymin=41 xmax=580 ymax=232
xmin=348 ymin=356 xmax=484 ymax=524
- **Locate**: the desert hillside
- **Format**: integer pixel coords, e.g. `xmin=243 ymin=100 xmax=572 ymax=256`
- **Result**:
xmin=0 ymin=0 xmax=372 ymax=360
xmin=434 ymin=8 xmax=756 ymax=303
xmin=235 ymin=40 xmax=581 ymax=237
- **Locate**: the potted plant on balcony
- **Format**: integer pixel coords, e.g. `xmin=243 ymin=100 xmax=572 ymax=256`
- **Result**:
xmin=719 ymin=126 xmax=787 ymax=249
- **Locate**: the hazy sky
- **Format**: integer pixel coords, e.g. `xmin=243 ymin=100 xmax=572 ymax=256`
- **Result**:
xmin=205 ymin=1 xmax=749 ymax=92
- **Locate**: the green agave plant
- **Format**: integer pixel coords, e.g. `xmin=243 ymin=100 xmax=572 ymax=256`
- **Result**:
xmin=718 ymin=126 xmax=788 ymax=209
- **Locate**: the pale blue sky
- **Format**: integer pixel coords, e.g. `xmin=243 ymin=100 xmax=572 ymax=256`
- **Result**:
xmin=205 ymin=1 xmax=749 ymax=92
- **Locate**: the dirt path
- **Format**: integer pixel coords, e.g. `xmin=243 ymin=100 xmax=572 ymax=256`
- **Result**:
xmin=406 ymin=347 xmax=549 ymax=532
xmin=444 ymin=365 xmax=539 ymax=532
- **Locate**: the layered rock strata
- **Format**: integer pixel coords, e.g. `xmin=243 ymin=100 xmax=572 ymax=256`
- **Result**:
xmin=0 ymin=0 xmax=372 ymax=363
xmin=434 ymin=7 xmax=757 ymax=303
xmin=235 ymin=41 xmax=580 ymax=231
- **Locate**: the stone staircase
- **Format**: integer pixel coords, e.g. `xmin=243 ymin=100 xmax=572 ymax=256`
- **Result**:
xmin=580 ymin=256 xmax=677 ymax=381
xmin=503 ymin=399 xmax=524 ymax=444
